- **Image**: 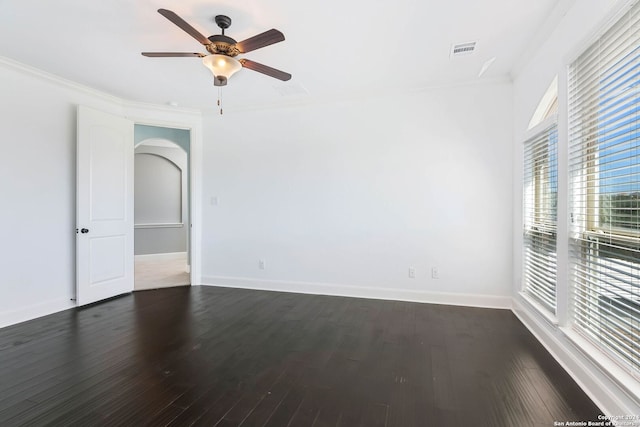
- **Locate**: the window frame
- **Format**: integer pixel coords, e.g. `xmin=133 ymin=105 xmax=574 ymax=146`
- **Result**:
xmin=567 ymin=0 xmax=640 ymax=377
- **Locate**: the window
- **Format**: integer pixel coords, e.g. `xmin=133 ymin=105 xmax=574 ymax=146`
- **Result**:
xmin=528 ymin=76 xmax=559 ymax=130
xmin=523 ymin=122 xmax=558 ymax=314
xmin=568 ymin=2 xmax=640 ymax=373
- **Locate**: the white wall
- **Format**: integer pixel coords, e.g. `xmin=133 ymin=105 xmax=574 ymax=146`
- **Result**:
xmin=134 ymin=143 xmax=188 ymax=255
xmin=135 ymin=153 xmax=182 ymax=224
xmin=511 ymin=0 xmax=640 ymax=416
xmin=0 ymin=59 xmax=124 ymax=326
xmin=201 ymin=81 xmax=514 ymax=308
xmin=0 ymin=58 xmax=202 ymax=328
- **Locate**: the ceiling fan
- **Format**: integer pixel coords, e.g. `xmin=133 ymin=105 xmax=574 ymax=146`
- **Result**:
xmin=142 ymin=9 xmax=291 ymax=87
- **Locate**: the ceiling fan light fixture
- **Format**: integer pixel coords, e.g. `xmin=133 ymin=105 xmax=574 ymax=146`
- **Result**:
xmin=202 ymin=54 xmax=241 ymax=86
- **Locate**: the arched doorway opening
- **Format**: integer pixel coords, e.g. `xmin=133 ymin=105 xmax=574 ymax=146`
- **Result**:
xmin=134 ymin=128 xmax=190 ymax=290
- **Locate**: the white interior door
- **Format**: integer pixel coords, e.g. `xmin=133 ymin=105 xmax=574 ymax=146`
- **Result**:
xmin=76 ymin=105 xmax=134 ymax=306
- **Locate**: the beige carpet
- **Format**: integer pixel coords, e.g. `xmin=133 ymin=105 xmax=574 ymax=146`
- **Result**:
xmin=134 ymin=252 xmax=190 ymax=291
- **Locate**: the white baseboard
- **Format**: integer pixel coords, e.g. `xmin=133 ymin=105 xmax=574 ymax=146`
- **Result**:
xmin=0 ymin=297 xmax=75 ymax=329
xmin=200 ymin=275 xmax=512 ymax=309
xmin=512 ymin=298 xmax=640 ymax=419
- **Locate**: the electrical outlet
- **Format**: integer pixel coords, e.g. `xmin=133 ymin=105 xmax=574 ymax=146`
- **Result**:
xmin=432 ymin=267 xmax=439 ymax=279
xmin=408 ymin=267 xmax=416 ymax=278
xmin=259 ymin=259 xmax=266 ymax=270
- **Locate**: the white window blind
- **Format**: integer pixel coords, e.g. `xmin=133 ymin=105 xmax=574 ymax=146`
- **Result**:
xmin=523 ymin=123 xmax=558 ymax=314
xmin=568 ymin=1 xmax=640 ymax=373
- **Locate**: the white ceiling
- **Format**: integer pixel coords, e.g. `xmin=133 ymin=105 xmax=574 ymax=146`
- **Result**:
xmin=0 ymin=0 xmax=559 ymax=111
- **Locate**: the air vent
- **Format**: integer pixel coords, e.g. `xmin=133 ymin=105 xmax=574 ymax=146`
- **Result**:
xmin=450 ymin=41 xmax=477 ymax=58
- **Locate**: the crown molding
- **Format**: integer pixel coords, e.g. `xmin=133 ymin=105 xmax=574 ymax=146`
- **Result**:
xmin=1 ymin=54 xmax=511 ymax=116
xmin=0 ymin=55 xmax=124 ymax=105
xmin=0 ymin=55 xmax=201 ymax=118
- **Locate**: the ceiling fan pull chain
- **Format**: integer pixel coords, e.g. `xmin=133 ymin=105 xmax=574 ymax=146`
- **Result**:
xmin=218 ymin=86 xmax=223 ymax=115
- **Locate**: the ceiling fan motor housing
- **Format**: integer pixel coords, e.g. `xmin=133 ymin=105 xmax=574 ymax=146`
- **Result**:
xmin=206 ymin=34 xmax=240 ymax=56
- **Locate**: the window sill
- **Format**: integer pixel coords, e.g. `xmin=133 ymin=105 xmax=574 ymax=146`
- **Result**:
xmin=560 ymin=326 xmax=640 ymax=406
xmin=518 ymin=292 xmax=559 ymax=327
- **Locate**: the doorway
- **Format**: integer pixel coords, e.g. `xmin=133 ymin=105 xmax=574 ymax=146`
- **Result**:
xmin=133 ymin=125 xmax=191 ymax=291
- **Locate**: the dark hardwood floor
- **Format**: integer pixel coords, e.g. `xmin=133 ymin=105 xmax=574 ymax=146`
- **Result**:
xmin=0 ymin=286 xmax=601 ymax=426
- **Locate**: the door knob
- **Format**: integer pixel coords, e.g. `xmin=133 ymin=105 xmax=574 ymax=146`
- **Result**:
xmin=81 ymin=228 xmax=89 ymax=234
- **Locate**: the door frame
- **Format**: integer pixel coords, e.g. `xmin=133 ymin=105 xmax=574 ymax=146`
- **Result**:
xmin=126 ymin=115 xmax=202 ymax=291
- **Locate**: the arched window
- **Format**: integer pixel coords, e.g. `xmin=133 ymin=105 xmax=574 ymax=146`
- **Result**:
xmin=528 ymin=75 xmax=558 ymax=130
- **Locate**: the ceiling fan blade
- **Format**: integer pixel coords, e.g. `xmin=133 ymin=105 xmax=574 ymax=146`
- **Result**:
xmin=239 ymin=59 xmax=291 ymax=81
xmin=157 ymin=9 xmax=210 ymax=46
xmin=142 ymin=52 xmax=205 ymax=57
xmin=236 ymin=29 xmax=285 ymax=53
